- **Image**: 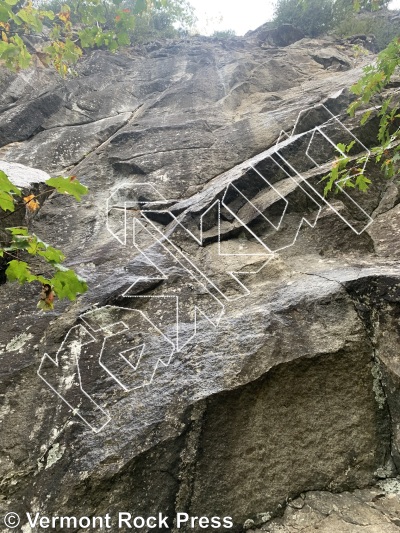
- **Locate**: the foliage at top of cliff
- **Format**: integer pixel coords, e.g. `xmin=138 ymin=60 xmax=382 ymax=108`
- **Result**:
xmin=272 ymin=0 xmax=399 ymax=49
xmin=0 ymin=0 xmax=196 ymax=74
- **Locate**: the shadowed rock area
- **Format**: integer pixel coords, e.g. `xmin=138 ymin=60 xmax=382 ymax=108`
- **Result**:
xmin=1 ymin=28 xmax=400 ymax=532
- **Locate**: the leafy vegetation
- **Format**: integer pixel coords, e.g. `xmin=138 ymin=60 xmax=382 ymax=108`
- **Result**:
xmin=123 ymin=0 xmax=196 ymax=41
xmin=0 ymin=0 xmax=196 ymax=74
xmin=322 ymin=33 xmax=400 ymax=195
xmin=334 ymin=5 xmax=398 ymax=50
xmin=0 ymin=171 xmax=88 ymax=307
xmin=211 ymin=29 xmax=236 ymax=39
xmin=272 ymin=0 xmax=393 ymax=46
xmin=321 ymin=141 xmax=372 ymax=194
xmin=278 ymin=0 xmax=400 ymax=195
xmin=273 ymin=0 xmax=334 ymax=37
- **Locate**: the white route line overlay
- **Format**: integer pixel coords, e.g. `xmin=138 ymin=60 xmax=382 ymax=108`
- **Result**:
xmin=38 ymin=102 xmax=374 ymax=432
xmin=37 ymin=307 xmax=175 ymax=432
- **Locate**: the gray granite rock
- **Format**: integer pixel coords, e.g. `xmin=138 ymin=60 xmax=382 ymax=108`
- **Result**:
xmin=0 ymin=31 xmax=400 ymax=533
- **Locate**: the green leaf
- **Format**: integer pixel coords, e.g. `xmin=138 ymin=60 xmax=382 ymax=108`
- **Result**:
xmin=355 ymin=174 xmax=372 ymax=192
xmin=77 ymin=27 xmax=97 ymax=48
xmin=63 ymin=38 xmax=82 ymax=62
xmin=117 ymin=32 xmax=130 ymax=46
xmin=0 ymin=4 xmax=11 ymax=22
xmin=0 ymin=170 xmax=21 ymax=211
xmin=0 ymin=170 xmax=21 ymax=195
xmin=360 ymin=110 xmax=372 ymax=125
xmin=347 ymin=100 xmax=359 ymax=117
xmin=5 ymin=228 xmax=67 ymax=266
xmin=37 ymin=298 xmax=54 ymax=311
xmin=324 ymin=179 xmax=334 ymax=196
xmin=0 ymin=190 xmax=15 ymax=212
xmin=16 ymin=8 xmax=43 ymax=32
xmin=6 ymin=227 xmax=28 ymax=236
xmin=45 ymin=176 xmax=88 ymax=201
xmin=51 ymin=268 xmax=87 ymax=300
xmin=40 ymin=9 xmax=55 ymax=20
xmin=3 ymin=34 xmax=32 ymax=69
xmin=337 ymin=156 xmax=350 ymax=170
xmin=37 ymin=245 xmax=65 ymax=264
xmin=5 ymin=260 xmax=36 ymax=284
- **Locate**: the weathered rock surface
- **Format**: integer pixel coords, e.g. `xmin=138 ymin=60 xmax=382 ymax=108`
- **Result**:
xmin=249 ymin=483 xmax=400 ymax=532
xmin=1 ymin=30 xmax=400 ymax=533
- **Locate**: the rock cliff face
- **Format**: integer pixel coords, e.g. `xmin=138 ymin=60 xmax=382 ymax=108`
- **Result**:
xmin=1 ymin=29 xmax=400 ymax=532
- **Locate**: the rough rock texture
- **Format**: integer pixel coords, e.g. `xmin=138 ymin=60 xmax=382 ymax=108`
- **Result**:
xmin=249 ymin=483 xmax=400 ymax=532
xmin=1 ymin=30 xmax=400 ymax=532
